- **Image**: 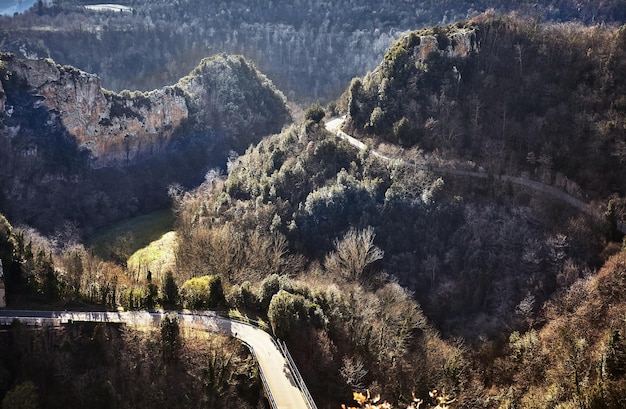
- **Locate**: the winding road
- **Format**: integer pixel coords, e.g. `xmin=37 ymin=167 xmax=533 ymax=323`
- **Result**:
xmin=0 ymin=310 xmax=315 ymax=409
xmin=0 ymin=119 xmax=616 ymax=409
xmin=326 ymin=117 xmax=624 ymax=233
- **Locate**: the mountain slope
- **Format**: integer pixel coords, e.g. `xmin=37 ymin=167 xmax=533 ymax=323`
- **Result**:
xmin=0 ymin=53 xmax=290 ymax=234
xmin=342 ymin=14 xmax=626 ymax=202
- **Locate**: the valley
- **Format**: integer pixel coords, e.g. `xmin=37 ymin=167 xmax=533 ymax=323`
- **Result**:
xmin=0 ymin=3 xmax=626 ymax=409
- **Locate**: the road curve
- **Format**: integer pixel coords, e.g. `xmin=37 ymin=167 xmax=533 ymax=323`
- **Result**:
xmin=326 ymin=117 xmax=622 ymax=232
xmin=0 ymin=310 xmax=314 ymax=409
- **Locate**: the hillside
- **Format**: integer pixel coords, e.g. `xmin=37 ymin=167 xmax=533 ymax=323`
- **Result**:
xmin=0 ymin=321 xmax=262 ymax=409
xmin=0 ymin=53 xmax=289 ymax=234
xmin=0 ymin=0 xmax=624 ymax=103
xmin=342 ymin=13 xmax=626 ymax=204
xmin=2 ymin=9 xmax=626 ymax=409
xmin=166 ymin=15 xmax=626 ymax=408
xmin=167 ymin=116 xmax=606 ymax=407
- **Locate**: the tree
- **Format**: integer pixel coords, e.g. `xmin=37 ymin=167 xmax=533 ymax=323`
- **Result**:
xmin=348 ymin=78 xmax=365 ymax=126
xmin=324 ymin=227 xmax=384 ymax=282
xmin=160 ymin=312 xmax=181 ymax=365
xmin=366 ymin=106 xmax=386 ymax=132
xmin=304 ymin=101 xmax=325 ymax=123
xmin=339 ymin=356 xmax=368 ymax=390
xmin=33 ymin=250 xmax=58 ymax=301
xmin=267 ymin=290 xmax=308 ymax=338
xmin=605 ymin=328 xmax=626 ymax=380
xmin=203 ymin=351 xmax=233 ymax=407
xmin=144 ymin=282 xmax=159 ymax=310
xmin=61 ymin=246 xmax=84 ymax=299
xmin=392 ymin=117 xmax=412 ymax=144
xmin=180 ymin=275 xmax=226 ymax=309
xmin=2 ymin=381 xmax=39 ymax=409
xmin=257 ymin=274 xmax=282 ymax=310
xmin=161 ymin=271 xmax=179 ymax=308
xmin=553 ymin=326 xmax=590 ymax=405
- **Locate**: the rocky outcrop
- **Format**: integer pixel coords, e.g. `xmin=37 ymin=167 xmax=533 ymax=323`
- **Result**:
xmin=0 ymin=53 xmax=289 ymax=233
xmin=0 ymin=54 xmax=188 ymax=167
xmin=413 ymin=29 xmax=478 ymax=61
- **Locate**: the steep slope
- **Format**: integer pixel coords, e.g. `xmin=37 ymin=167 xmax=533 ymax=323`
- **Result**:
xmin=0 ymin=322 xmax=261 ymax=409
xmin=481 ymin=247 xmax=626 ymax=408
xmin=168 ymin=17 xmax=625 ymax=406
xmin=342 ymin=14 xmax=626 ymax=202
xmin=163 ymin=109 xmax=617 ymax=409
xmin=177 ymin=54 xmax=291 ymax=151
xmin=0 ymin=53 xmax=289 ymax=233
xmin=0 ymin=53 xmax=289 ymax=167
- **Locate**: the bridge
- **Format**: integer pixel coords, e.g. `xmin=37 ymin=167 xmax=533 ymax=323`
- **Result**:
xmin=0 ymin=310 xmax=317 ymax=409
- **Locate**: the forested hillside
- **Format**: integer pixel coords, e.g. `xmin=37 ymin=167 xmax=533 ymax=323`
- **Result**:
xmin=164 ymin=15 xmax=626 ymax=407
xmin=0 ymin=0 xmax=624 ymax=103
xmin=1 ymin=4 xmax=626 ymax=409
xmin=343 ymin=13 xmax=626 ymax=202
xmin=165 ymin=113 xmax=608 ymax=406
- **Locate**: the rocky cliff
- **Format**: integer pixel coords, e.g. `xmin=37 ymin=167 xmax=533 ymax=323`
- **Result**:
xmin=344 ymin=26 xmax=478 ymax=142
xmin=1 ymin=54 xmax=189 ymax=167
xmin=412 ymin=28 xmax=478 ymax=61
xmin=0 ymin=53 xmax=289 ymax=168
xmin=0 ymin=52 xmax=290 ymax=233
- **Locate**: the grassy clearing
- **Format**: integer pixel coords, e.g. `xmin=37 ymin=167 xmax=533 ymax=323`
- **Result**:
xmin=127 ymin=231 xmax=177 ymax=283
xmin=87 ymin=209 xmax=175 ymax=262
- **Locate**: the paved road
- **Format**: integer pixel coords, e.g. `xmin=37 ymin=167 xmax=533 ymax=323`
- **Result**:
xmin=326 ymin=117 xmax=622 ymax=232
xmin=0 ymin=310 xmax=314 ymax=409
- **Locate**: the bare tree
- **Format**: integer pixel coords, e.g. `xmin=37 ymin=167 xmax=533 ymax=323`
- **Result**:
xmin=339 ymin=356 xmax=368 ymax=390
xmin=324 ymin=227 xmax=384 ymax=282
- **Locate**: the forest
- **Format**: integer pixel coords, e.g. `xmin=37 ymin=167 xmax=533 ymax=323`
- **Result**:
xmin=0 ymin=0 xmax=624 ymax=104
xmin=1 ymin=3 xmax=626 ymax=409
xmin=342 ymin=12 xmax=626 ymax=201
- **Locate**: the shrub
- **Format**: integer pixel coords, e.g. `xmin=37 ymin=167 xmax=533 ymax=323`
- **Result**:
xmin=2 ymin=381 xmax=39 ymax=409
xmin=268 ymin=290 xmax=309 ymax=338
xmin=180 ymin=275 xmax=226 ymax=309
xmin=304 ymin=101 xmax=325 ymax=123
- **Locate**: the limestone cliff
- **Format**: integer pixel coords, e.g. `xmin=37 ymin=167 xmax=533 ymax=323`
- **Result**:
xmin=0 ymin=54 xmax=188 ymax=167
xmin=344 ymin=26 xmax=478 ymax=142
xmin=0 ymin=52 xmax=289 ymax=233
xmin=0 ymin=53 xmax=289 ymax=167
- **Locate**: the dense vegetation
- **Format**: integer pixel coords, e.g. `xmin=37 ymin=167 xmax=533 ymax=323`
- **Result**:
xmin=0 ymin=0 xmax=624 ymax=103
xmin=1 ymin=5 xmax=626 ymax=409
xmin=163 ymin=101 xmax=625 ymax=407
xmin=0 ymin=321 xmax=262 ymax=409
xmin=343 ymin=13 xmax=626 ymax=202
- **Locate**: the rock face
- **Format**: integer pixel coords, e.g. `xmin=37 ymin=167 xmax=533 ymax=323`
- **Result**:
xmin=413 ymin=29 xmax=478 ymax=61
xmin=1 ymin=54 xmax=188 ymax=167
xmin=343 ymin=26 xmax=481 ymax=145
xmin=0 ymin=53 xmax=289 ymax=233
